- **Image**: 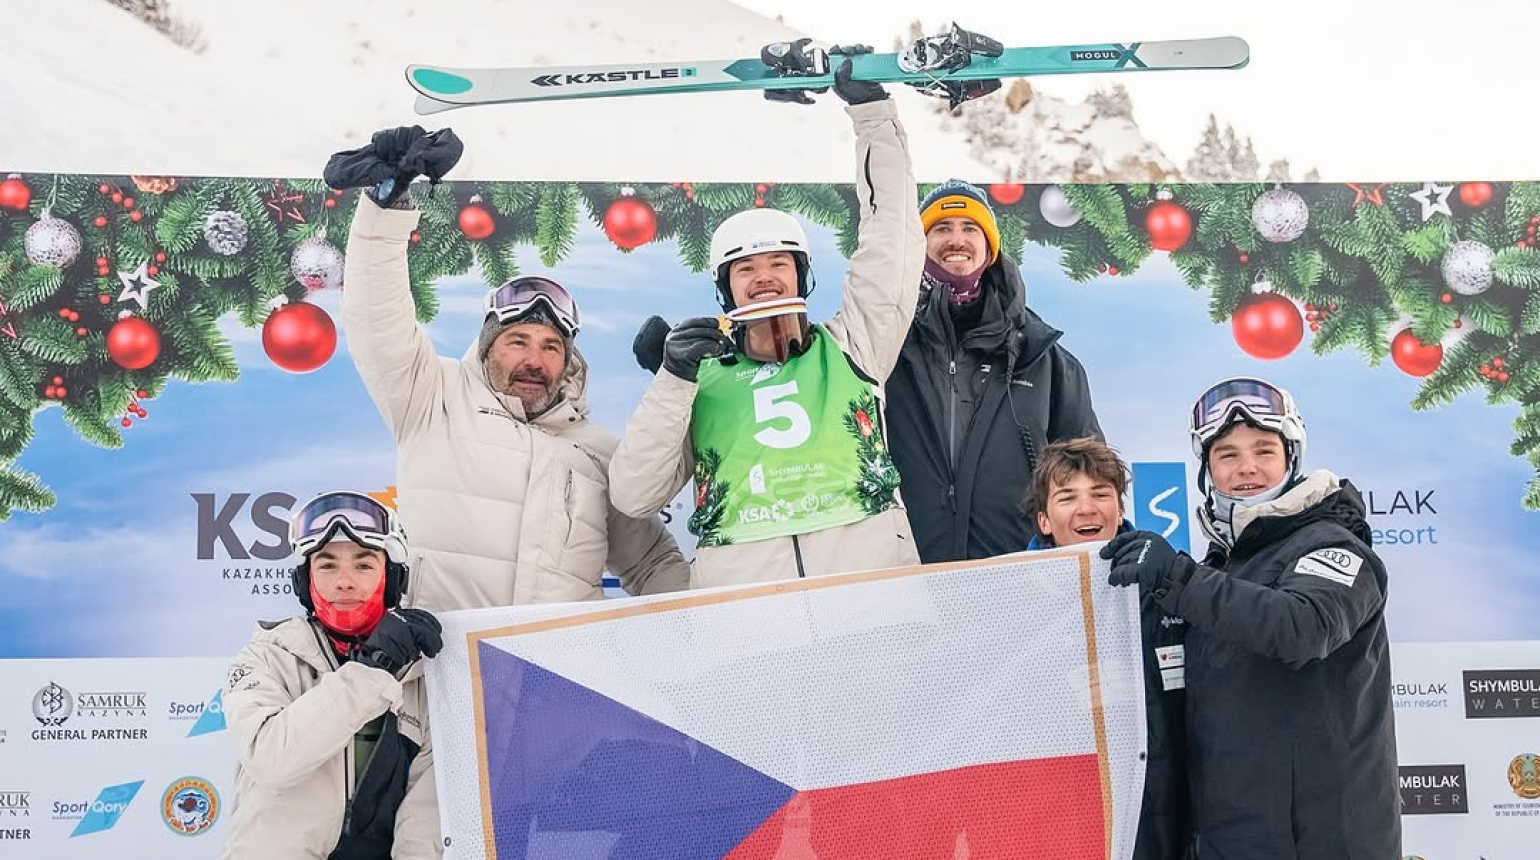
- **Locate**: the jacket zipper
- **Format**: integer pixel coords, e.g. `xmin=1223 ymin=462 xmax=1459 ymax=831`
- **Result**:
xmin=946 ymin=358 xmax=958 ymax=511
xmin=309 ymin=623 xmax=356 ymax=841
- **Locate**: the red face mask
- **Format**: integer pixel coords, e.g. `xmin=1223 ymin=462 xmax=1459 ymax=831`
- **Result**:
xmin=311 ymin=573 xmax=387 ymax=651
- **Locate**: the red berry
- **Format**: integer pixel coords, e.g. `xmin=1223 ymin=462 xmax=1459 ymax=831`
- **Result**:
xmin=69 ymin=311 xmax=80 ymax=322
xmin=1498 ymin=371 xmax=1511 ymax=382
xmin=110 ymin=192 xmax=122 ymax=203
xmin=44 ymin=386 xmax=57 ymax=398
xmin=1107 ymin=266 xmax=1120 ymax=276
xmin=1531 ymin=215 xmax=1540 ymax=224
xmin=685 ymin=191 xmax=695 ymax=200
xmin=155 ymin=251 xmax=166 ymax=262
xmin=129 ymin=211 xmax=142 ymax=222
xmin=1329 ymin=302 xmax=1339 ymax=312
xmin=1481 ymin=363 xmax=1492 ymax=374
xmin=75 ymin=327 xmax=87 ymax=337
xmin=52 ymin=376 xmax=62 ymax=386
xmin=55 ymin=386 xmax=66 ymax=397
xmin=1305 ymin=302 xmax=1316 ymax=312
xmin=756 ymin=184 xmax=767 ymax=193
xmin=98 ymin=183 xmax=111 ymax=194
xmin=136 ymin=388 xmax=147 ymax=398
xmin=754 ymin=197 xmax=765 ymax=207
xmin=95 ymin=256 xmax=108 ymax=266
xmin=1440 ymin=292 xmax=1453 ymax=304
xmin=409 ymin=232 xmax=421 ymax=243
xmin=94 ymin=216 xmax=108 ymax=227
xmin=57 ymin=308 xmax=70 ymax=319
xmin=1238 ymin=253 xmax=1249 ymax=263
xmin=331 ymin=189 xmax=344 ymax=197
xmin=1493 ymin=356 xmax=1505 ymax=368
xmin=121 ymin=418 xmax=132 ymax=428
xmin=1309 ymin=321 xmax=1320 ymax=332
xmin=99 ymin=294 xmax=111 ymax=305
xmin=324 ymin=198 xmax=336 ymax=209
xmin=122 ymin=196 xmax=134 ymax=208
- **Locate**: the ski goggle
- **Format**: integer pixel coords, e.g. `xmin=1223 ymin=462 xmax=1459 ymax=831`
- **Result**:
xmin=290 ymin=491 xmax=405 ymax=563
xmin=726 ymin=298 xmax=811 ymax=364
xmin=1190 ymin=377 xmax=1290 ymax=439
xmin=484 ymin=277 xmax=581 ymax=338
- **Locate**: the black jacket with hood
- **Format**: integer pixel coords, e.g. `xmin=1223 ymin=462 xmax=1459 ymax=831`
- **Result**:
xmin=886 ymin=255 xmax=1103 ymax=563
xmin=1154 ymin=472 xmax=1400 ymax=860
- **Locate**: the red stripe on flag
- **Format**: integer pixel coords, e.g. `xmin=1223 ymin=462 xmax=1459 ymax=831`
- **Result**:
xmin=723 ymin=755 xmax=1105 ymax=860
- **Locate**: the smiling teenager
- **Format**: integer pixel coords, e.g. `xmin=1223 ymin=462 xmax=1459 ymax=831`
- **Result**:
xmin=1101 ymin=377 xmax=1400 ymax=860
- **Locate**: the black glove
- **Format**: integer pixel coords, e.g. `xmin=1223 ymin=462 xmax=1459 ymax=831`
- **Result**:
xmin=1101 ymin=530 xmax=1191 ymax=596
xmin=829 ymin=46 xmax=888 ymax=105
xmin=633 ymin=315 xmax=671 ymax=375
xmin=324 ymin=126 xmax=464 ymax=208
xmin=662 ymin=317 xmax=733 ymax=382
xmin=353 ymin=608 xmax=443 ymax=676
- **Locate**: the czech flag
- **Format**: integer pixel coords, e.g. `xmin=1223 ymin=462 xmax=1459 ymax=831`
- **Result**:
xmin=426 ymin=549 xmax=1147 ymax=860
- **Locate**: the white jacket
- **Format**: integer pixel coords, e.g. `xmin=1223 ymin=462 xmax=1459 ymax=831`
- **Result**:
xmin=341 ymin=199 xmax=691 ymax=610
xmin=220 ymin=618 xmax=438 ymax=860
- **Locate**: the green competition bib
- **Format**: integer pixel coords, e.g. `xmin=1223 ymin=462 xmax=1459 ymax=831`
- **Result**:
xmin=687 ymin=325 xmax=901 ymax=547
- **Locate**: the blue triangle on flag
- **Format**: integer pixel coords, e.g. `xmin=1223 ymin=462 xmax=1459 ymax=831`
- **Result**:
xmin=478 ymin=641 xmax=796 ymax=860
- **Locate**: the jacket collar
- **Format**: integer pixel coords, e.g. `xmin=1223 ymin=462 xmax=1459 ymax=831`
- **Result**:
xmin=914 ymin=255 xmax=1064 ymax=370
xmin=1198 ymin=469 xmax=1346 ymax=551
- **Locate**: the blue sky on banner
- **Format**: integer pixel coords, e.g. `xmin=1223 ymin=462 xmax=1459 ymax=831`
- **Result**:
xmin=0 ymin=207 xmax=1534 ymax=658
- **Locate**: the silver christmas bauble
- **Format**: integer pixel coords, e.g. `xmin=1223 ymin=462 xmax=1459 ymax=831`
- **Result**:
xmin=24 ymin=212 xmax=82 ymax=267
xmin=1441 ymin=240 xmax=1494 ymax=296
xmin=204 ymin=210 xmax=250 ymax=256
xmin=1038 ymin=186 xmax=1081 ymax=228
xmin=1252 ymin=188 xmax=1309 ymax=243
xmin=290 ymin=236 xmax=344 ymax=292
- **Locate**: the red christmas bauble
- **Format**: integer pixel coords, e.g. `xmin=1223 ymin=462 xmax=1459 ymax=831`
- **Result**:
xmin=1458 ymin=182 xmax=1493 ymax=208
xmin=1231 ymin=293 xmax=1303 ymax=360
xmin=457 ymin=204 xmax=496 ymax=240
xmin=106 ymin=316 xmax=162 ymax=370
xmin=1146 ymin=200 xmax=1193 ymax=252
xmin=1390 ymin=328 xmax=1443 ymax=377
xmin=988 ymin=183 xmax=1026 ymax=206
xmin=262 ymin=301 xmax=337 ymax=373
xmin=603 ymin=196 xmax=658 ymax=250
xmin=0 ymin=176 xmax=32 ymax=211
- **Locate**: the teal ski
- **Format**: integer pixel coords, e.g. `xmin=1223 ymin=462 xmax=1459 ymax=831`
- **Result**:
xmin=406 ymin=30 xmax=1249 ymax=115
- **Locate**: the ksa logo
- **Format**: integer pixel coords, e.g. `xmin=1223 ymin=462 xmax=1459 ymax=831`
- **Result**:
xmin=169 ymin=690 xmax=225 ymax=738
xmin=1132 ymin=463 xmax=1190 ymax=553
xmin=57 ymin=781 xmax=143 ymax=838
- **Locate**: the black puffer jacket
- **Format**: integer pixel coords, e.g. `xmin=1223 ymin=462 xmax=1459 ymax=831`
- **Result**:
xmin=886 ymin=255 xmax=1102 ymax=562
xmin=1156 ymin=473 xmax=1400 ymax=860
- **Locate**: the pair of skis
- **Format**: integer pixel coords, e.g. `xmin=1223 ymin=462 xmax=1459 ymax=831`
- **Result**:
xmin=404 ymin=24 xmax=1249 ymax=114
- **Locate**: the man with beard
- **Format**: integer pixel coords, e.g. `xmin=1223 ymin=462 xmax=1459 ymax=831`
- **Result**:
xmin=328 ymin=126 xmax=690 ymax=611
xmin=885 ymin=179 xmax=1103 ymax=563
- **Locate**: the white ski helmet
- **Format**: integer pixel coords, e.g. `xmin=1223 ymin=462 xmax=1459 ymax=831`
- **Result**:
xmin=708 ymin=209 xmax=813 ymax=308
xmin=1189 ymin=376 xmax=1307 ymax=467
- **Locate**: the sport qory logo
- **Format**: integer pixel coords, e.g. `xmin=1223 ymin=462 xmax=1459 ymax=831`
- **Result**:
xmin=169 ymin=690 xmax=226 ymax=738
xmin=161 ymin=777 xmax=219 ymax=836
xmin=55 ymin=781 xmax=143 ymax=838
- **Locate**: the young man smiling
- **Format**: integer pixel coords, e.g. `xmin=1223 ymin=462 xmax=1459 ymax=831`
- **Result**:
xmin=1101 ymin=377 xmax=1399 ymax=860
xmin=1024 ymin=438 xmax=1188 ymax=860
xmin=609 ymin=54 xmax=925 ymax=586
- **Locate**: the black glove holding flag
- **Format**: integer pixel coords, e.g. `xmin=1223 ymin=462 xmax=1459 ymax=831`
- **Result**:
xmin=1100 ymin=530 xmax=1195 ymax=598
xmin=352 ymin=608 xmax=444 ymax=676
xmin=324 ymin=126 xmax=464 ymax=208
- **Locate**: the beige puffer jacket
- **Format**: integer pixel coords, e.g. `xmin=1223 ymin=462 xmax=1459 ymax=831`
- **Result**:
xmin=607 ymin=99 xmax=925 ymax=587
xmin=220 ymin=617 xmax=438 ymax=860
xmin=341 ymin=199 xmax=690 ymax=611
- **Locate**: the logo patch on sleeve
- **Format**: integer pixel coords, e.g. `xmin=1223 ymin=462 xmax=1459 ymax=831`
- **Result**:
xmin=1293 ymin=547 xmax=1363 ymax=587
